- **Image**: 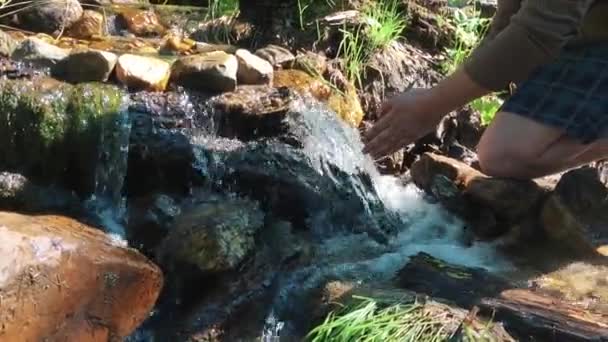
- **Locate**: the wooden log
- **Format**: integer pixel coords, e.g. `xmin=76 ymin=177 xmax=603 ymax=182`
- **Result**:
xmin=396 ymin=253 xmax=608 ymax=341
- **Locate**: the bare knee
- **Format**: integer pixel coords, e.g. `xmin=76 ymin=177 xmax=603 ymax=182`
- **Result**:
xmin=477 ymin=145 xmax=534 ymax=179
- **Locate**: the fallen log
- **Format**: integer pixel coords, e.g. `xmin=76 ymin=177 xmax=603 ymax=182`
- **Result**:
xmin=396 ymin=253 xmax=608 ymax=341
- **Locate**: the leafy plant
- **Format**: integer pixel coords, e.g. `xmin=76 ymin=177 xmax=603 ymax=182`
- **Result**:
xmin=337 ymin=0 xmax=407 ymax=86
xmin=305 ymin=296 xmax=449 ymax=342
xmin=362 ymin=0 xmax=407 ymax=50
xmin=441 ymin=7 xmax=503 ymax=124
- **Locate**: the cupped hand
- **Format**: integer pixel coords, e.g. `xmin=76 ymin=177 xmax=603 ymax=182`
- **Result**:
xmin=362 ymin=89 xmax=445 ymax=160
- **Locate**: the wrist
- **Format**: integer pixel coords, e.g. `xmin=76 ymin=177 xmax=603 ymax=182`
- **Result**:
xmin=428 ymin=68 xmax=491 ymax=114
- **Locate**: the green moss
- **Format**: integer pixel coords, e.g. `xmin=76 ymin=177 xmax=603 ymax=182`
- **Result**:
xmin=0 ymin=79 xmax=128 ymax=197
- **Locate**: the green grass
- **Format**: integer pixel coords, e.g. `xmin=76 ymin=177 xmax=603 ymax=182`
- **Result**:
xmin=441 ymin=7 xmax=503 ymax=125
xmin=337 ymin=0 xmax=407 ymax=86
xmin=362 ymin=0 xmax=407 ymax=49
xmin=207 ymin=0 xmax=239 ymax=20
xmin=305 ymin=296 xmax=449 ymax=342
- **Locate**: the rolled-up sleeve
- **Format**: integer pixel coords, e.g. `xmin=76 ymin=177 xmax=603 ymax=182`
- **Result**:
xmin=463 ymin=0 xmax=597 ymax=91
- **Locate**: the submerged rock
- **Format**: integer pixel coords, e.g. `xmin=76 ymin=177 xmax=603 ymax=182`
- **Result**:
xmin=11 ymin=37 xmax=70 ymax=68
xmin=0 ymin=29 xmax=17 ymax=57
xmin=0 ymin=172 xmax=80 ymax=214
xmin=17 ymin=0 xmax=83 ymax=34
xmin=67 ymin=10 xmax=105 ymax=39
xmin=235 ymin=48 xmax=273 ymax=85
xmin=255 ymin=44 xmax=295 ymax=68
xmin=158 ymin=194 xmax=264 ymax=273
xmin=170 ymin=51 xmax=238 ymax=92
xmin=116 ymin=54 xmax=171 ymax=91
xmin=52 ymin=49 xmax=118 ymax=82
xmin=0 ymin=211 xmax=162 ymax=341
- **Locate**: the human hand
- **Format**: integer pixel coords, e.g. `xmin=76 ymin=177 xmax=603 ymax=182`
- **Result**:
xmin=362 ymin=89 xmax=445 ymax=160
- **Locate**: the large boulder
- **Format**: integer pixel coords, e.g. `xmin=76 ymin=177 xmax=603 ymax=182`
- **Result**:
xmin=0 ymin=211 xmax=162 ymax=341
xmin=170 ymin=51 xmax=238 ymax=92
xmin=17 ymin=0 xmax=83 ymax=34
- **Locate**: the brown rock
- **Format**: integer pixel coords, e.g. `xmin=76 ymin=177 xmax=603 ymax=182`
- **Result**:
xmin=117 ymin=8 xmax=165 ymax=36
xmin=0 ymin=211 xmax=162 ymax=341
xmin=211 ymin=85 xmax=292 ymax=140
xmin=540 ymin=167 xmax=608 ymax=256
xmin=116 ymin=54 xmax=171 ymax=91
xmin=67 ymin=10 xmax=104 ymax=39
xmin=254 ymin=44 xmax=295 ymax=68
xmin=235 ymin=49 xmax=273 ymax=85
xmin=170 ymin=51 xmax=238 ymax=92
xmin=52 ymin=49 xmax=118 ymax=83
xmin=273 ymin=69 xmax=364 ymax=127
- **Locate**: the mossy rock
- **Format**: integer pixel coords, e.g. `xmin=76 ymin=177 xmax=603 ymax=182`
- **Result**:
xmin=0 ymin=78 xmax=128 ymax=197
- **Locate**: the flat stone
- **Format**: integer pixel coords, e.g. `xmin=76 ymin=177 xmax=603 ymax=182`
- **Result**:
xmin=170 ymin=51 xmax=238 ymax=92
xmin=52 ymin=49 xmax=118 ymax=83
xmin=11 ymin=37 xmax=70 ymax=68
xmin=116 ymin=54 xmax=171 ymax=91
xmin=235 ymin=49 xmax=273 ymax=85
xmin=0 ymin=211 xmax=163 ymax=341
xmin=254 ymin=44 xmax=295 ymax=68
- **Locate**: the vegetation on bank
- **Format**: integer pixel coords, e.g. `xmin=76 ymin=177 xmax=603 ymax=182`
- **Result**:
xmin=305 ymin=295 xmax=501 ymax=342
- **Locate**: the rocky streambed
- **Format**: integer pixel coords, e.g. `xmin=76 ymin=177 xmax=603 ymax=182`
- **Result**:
xmin=0 ymin=0 xmax=608 ymax=341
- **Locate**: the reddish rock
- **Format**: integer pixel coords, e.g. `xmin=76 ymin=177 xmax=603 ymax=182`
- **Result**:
xmin=0 ymin=212 xmax=162 ymax=341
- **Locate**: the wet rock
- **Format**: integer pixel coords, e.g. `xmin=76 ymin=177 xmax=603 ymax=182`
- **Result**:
xmin=17 ymin=0 xmax=83 ymax=34
xmin=52 ymin=49 xmax=118 ymax=83
xmin=128 ymin=193 xmax=181 ymax=254
xmin=66 ymin=10 xmax=104 ymax=39
xmin=359 ymin=40 xmax=441 ymax=116
xmin=255 ymin=44 xmax=295 ymax=68
xmin=235 ymin=48 xmax=273 ymax=85
xmin=0 ymin=79 xmax=129 ymax=198
xmin=170 ymin=51 xmax=238 ymax=92
xmin=116 ymin=8 xmax=166 ymax=36
xmin=438 ymin=108 xmax=485 ymax=151
xmin=0 ymin=29 xmax=17 ymax=57
xmin=293 ymin=51 xmax=328 ymax=75
xmin=540 ymin=167 xmax=608 ymax=256
xmin=157 ymin=194 xmax=264 ymax=273
xmin=274 ymin=69 xmax=364 ymax=127
xmin=0 ymin=211 xmax=163 ymax=341
xmin=211 ymin=85 xmax=293 ymax=140
xmin=160 ymin=34 xmax=196 ymax=55
xmin=125 ymin=90 xmax=213 ymax=196
xmin=411 ymin=153 xmax=548 ymax=238
xmin=116 ymin=54 xmax=171 ymax=91
xmin=11 ymin=37 xmax=70 ymax=68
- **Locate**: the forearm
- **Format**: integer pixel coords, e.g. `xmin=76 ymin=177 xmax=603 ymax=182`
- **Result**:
xmin=425 ymin=68 xmax=491 ymax=118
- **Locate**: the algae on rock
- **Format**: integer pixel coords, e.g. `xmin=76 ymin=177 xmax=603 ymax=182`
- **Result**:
xmin=0 ymin=79 xmax=129 ymax=199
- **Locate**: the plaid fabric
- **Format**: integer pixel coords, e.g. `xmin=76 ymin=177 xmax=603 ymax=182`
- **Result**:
xmin=501 ymin=43 xmax=608 ymax=144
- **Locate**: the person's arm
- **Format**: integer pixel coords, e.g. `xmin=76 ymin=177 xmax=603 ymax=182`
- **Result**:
xmin=463 ymin=0 xmax=596 ymax=92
